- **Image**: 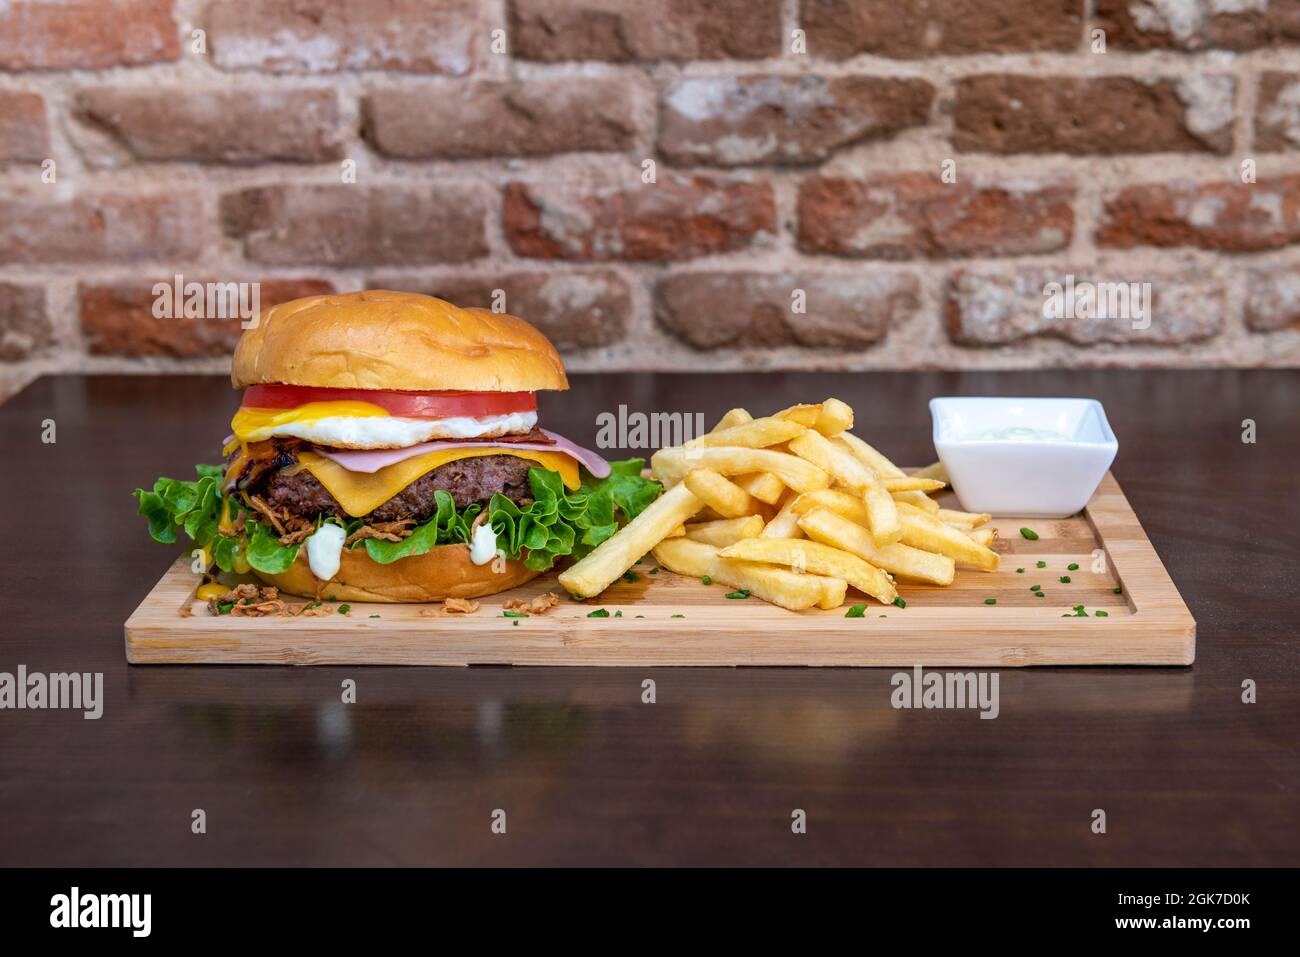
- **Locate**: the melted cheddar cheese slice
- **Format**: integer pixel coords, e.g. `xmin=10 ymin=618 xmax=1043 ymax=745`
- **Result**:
xmin=297 ymin=448 xmax=581 ymax=517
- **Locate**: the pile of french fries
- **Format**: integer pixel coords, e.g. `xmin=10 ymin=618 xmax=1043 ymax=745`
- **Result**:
xmin=557 ymin=399 xmax=999 ymax=611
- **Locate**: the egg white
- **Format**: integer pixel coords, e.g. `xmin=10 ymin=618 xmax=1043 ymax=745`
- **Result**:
xmin=251 ymin=411 xmax=539 ymax=449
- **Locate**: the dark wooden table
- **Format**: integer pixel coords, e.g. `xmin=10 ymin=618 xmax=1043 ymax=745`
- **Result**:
xmin=1 ymin=371 xmax=1297 ymax=866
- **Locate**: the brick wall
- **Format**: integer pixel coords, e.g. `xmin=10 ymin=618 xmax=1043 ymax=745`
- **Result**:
xmin=3 ymin=0 xmax=1300 ymax=400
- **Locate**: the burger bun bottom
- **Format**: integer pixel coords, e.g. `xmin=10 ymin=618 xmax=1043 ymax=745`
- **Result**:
xmin=253 ymin=541 xmax=540 ymax=603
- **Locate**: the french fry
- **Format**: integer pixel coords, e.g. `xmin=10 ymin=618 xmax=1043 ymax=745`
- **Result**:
xmin=685 ymin=416 xmax=806 ymax=450
xmin=776 ymin=403 xmax=823 ymax=427
xmin=683 ymin=468 xmax=757 ymax=518
xmin=760 ymin=491 xmax=806 ymax=539
xmin=788 ymin=430 xmax=903 ymax=547
xmin=936 ymin=507 xmax=991 ymax=528
xmin=812 ymin=397 xmax=854 ymax=437
xmin=651 ymin=446 xmax=830 ymax=494
xmin=892 ymin=489 xmax=940 ymax=512
xmin=896 ymin=508 xmax=999 ymax=571
xmin=684 ymin=515 xmax=765 ymax=548
xmin=797 ymin=507 xmax=955 ymax=586
xmin=835 ymin=433 xmax=940 ymax=512
xmin=967 ymin=526 xmax=997 ymax=548
xmin=834 ymin=431 xmax=906 ymax=478
xmin=558 ymin=483 xmax=704 ymax=598
xmin=788 ymin=429 xmax=879 ymax=491
xmin=711 ymin=408 xmax=752 ymax=432
xmin=914 ymin=461 xmax=950 ymax=483
xmin=665 ymin=524 xmax=686 ymax=538
xmin=882 ymin=476 xmax=946 ymax=493
xmin=733 ymin=471 xmax=785 ymax=505
xmin=790 ymin=487 xmax=869 ymax=524
xmin=720 ymin=537 xmax=897 ymax=606
xmin=652 ymin=537 xmax=845 ymax=611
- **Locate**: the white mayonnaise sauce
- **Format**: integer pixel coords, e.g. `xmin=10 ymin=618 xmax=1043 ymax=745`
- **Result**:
xmin=305 ymin=523 xmax=347 ymax=581
xmin=961 ymin=426 xmax=1075 ymax=442
xmin=469 ymin=522 xmax=499 ymax=566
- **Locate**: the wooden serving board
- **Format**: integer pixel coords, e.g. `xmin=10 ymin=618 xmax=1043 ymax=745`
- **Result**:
xmin=124 ymin=473 xmax=1194 ymax=667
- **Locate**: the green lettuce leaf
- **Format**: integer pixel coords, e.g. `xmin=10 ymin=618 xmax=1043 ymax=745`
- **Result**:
xmin=138 ymin=458 xmax=663 ymax=577
xmin=245 ymin=520 xmax=300 ymax=574
xmin=133 ymin=465 xmax=245 ymax=571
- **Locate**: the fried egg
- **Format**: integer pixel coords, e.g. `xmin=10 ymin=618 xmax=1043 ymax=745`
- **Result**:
xmin=232 ymin=405 xmax=538 ymax=449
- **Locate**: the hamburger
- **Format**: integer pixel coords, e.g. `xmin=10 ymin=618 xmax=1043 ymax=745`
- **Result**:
xmin=135 ymin=290 xmax=661 ymax=602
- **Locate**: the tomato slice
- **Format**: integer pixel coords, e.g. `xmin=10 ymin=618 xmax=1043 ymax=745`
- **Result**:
xmin=242 ymin=385 xmax=536 ymax=419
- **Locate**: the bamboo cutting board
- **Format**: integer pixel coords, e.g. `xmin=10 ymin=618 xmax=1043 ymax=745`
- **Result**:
xmin=123 ymin=472 xmax=1194 ymax=667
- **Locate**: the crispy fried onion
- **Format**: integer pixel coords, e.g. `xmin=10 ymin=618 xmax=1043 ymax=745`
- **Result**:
xmin=206 ymin=583 xmax=340 ymax=618
xmin=207 ymin=583 xmax=289 ymax=617
xmin=345 ymin=519 xmax=415 ymax=546
xmin=503 ymin=592 xmax=559 ymax=616
xmin=245 ymin=493 xmax=316 ymax=545
xmin=422 ymin=597 xmax=480 ymax=616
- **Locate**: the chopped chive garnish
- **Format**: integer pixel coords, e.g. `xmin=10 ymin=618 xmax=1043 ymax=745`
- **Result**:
xmin=337 ymin=604 xmax=351 ymax=614
xmin=1030 ymin=584 xmax=1041 ymax=591
xmin=1036 ymin=560 xmax=1047 ymax=568
xmin=614 ymin=610 xmax=623 ymax=618
xmin=216 ymin=601 xmax=234 ymax=615
xmin=1095 ymin=610 xmax=1109 ymax=617
xmin=1059 ymin=576 xmax=1071 ymax=584
xmin=502 ymin=611 xmax=528 ymax=618
xmin=622 ymin=571 xmax=639 ymax=583
xmin=984 ymin=598 xmax=997 ymax=605
xmin=587 ymin=608 xmax=610 ymax=618
xmin=1020 ymin=527 xmax=1039 ymax=540
xmin=1016 ymin=567 xmax=1025 ymax=574
xmin=1067 ymin=563 xmax=1080 ymax=571
xmin=648 ymin=567 xmax=659 ymax=575
xmin=513 ymin=620 xmax=519 ymax=626
xmin=1113 ymin=586 xmax=1122 ymax=594
xmin=671 ymin=614 xmax=685 ymax=619
xmin=845 ymin=604 xmax=867 ymax=618
xmin=725 ymin=590 xmax=750 ymax=599
xmin=701 ymin=575 xmax=712 ymax=585
xmin=1035 ymin=592 xmax=1045 ymax=598
xmin=369 ymin=614 xmax=380 ymax=619
xmin=892 ymin=596 xmax=906 ymax=609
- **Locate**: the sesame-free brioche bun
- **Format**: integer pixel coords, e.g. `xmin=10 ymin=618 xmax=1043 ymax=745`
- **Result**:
xmin=232 ymin=290 xmax=568 ymax=393
xmin=253 ymin=541 xmax=541 ymax=603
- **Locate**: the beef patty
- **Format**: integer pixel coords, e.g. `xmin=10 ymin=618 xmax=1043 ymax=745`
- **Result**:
xmin=248 ymin=452 xmax=536 ymax=523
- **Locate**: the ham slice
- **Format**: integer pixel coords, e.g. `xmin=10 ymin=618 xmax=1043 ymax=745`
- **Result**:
xmin=312 ymin=429 xmax=612 ymax=478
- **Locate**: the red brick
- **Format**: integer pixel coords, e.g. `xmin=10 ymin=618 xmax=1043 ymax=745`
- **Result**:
xmin=946 ymin=269 xmax=1224 ymax=346
xmin=1097 ymin=176 xmax=1300 ymax=251
xmin=80 ymin=278 xmax=335 ymax=357
xmin=0 ymin=193 xmax=206 ymax=264
xmin=220 ymin=185 xmax=490 ymax=266
xmin=0 ymin=283 xmax=52 ymax=360
xmin=1245 ymin=266 xmax=1300 ymax=331
xmin=0 ymin=91 xmax=48 ymax=162
xmin=1095 ymin=0 xmax=1300 ymax=51
xmin=363 ymin=79 xmax=642 ymax=160
xmin=659 ymin=75 xmax=933 ymax=166
xmin=504 ymin=175 xmax=775 ymax=262
xmin=656 ymin=272 xmax=919 ymax=349
xmin=801 ymin=0 xmax=1082 ymax=59
xmin=510 ymin=0 xmax=781 ymax=61
xmin=0 ymin=0 xmax=179 ymax=71
xmin=208 ymin=0 xmax=478 ymax=74
xmin=797 ymin=173 xmax=1073 ymax=260
xmin=1255 ymin=72 xmax=1300 ymax=151
xmin=74 ymin=88 xmax=343 ymax=165
xmin=954 ymin=75 xmax=1234 ymax=154
xmin=372 ymin=271 xmax=631 ymax=348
